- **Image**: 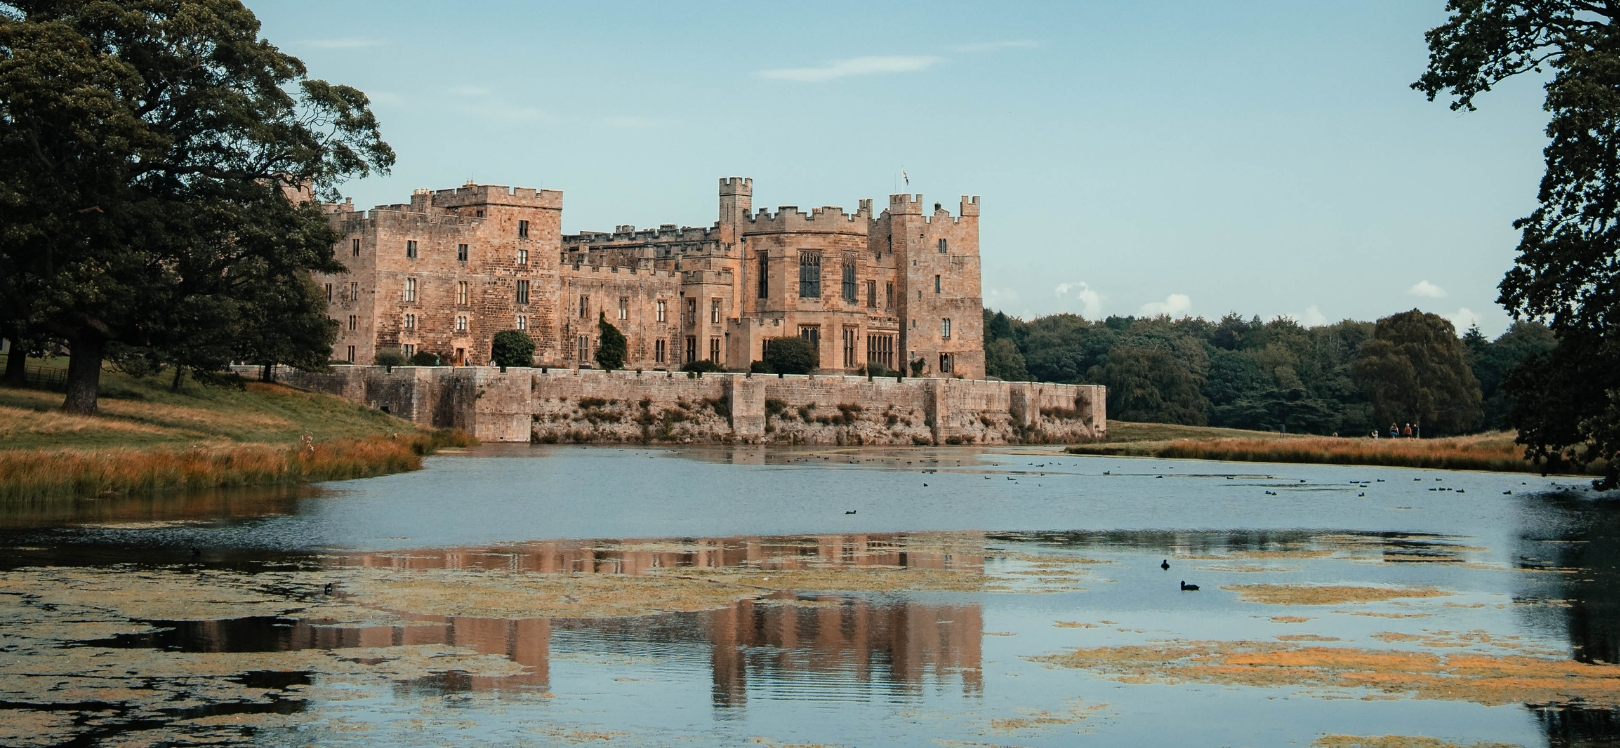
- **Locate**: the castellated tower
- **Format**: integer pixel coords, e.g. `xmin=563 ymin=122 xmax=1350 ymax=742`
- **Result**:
xmin=320 ymin=177 xmax=983 ymax=379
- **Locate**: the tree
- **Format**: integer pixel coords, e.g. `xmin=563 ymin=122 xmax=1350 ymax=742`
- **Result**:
xmin=491 ymin=330 xmax=535 ymax=369
xmin=1416 ymin=1 xmax=1620 ymax=483
xmin=761 ymin=336 xmax=816 ymax=375
xmin=0 ymin=0 xmax=392 ymax=414
xmin=1351 ymin=310 xmax=1482 ymax=435
xmin=984 ymin=338 xmax=1028 ymax=381
xmin=595 ymin=313 xmax=626 ymax=370
xmin=1096 ymin=345 xmax=1209 ymax=425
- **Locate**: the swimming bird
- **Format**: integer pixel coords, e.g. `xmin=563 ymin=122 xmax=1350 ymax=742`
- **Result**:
xmin=1160 ymin=559 xmax=1170 ymax=570
xmin=845 ymin=510 xmax=857 ymax=515
xmin=323 ymin=583 xmax=334 ymax=595
xmin=1180 ymin=581 xmax=1199 ymax=591
xmin=1358 ymin=492 xmax=1365 ymax=497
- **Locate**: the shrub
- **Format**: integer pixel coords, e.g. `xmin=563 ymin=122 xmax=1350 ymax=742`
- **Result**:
xmin=762 ymin=336 xmax=817 ymax=374
xmin=681 ymin=359 xmax=723 ymax=373
xmin=909 ymin=358 xmax=926 ymax=377
xmin=491 ymin=330 xmax=535 ymax=368
xmin=749 ymin=360 xmax=773 ymax=374
xmin=374 ymin=351 xmax=405 ymax=367
xmin=858 ymin=363 xmax=894 ymax=377
xmin=596 ymin=313 xmax=627 ymax=370
xmin=409 ymin=351 xmax=440 ymax=366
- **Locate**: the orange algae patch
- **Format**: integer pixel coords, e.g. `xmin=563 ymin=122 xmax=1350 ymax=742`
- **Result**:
xmin=1225 ymin=584 xmax=1451 ymax=606
xmin=1030 ymin=640 xmax=1620 ymax=707
xmin=1271 ymin=616 xmax=1313 ymax=623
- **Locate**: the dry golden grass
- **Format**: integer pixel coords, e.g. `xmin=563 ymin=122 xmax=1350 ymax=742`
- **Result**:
xmin=1224 ymin=584 xmax=1451 ymax=606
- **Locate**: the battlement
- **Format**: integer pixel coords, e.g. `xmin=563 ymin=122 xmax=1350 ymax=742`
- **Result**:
xmin=744 ymin=204 xmax=869 ymax=234
xmin=888 ymin=193 xmax=925 ymax=216
xmin=564 ymin=224 xmax=718 ymax=246
xmin=429 ymin=183 xmax=563 ymax=210
xmin=719 ymin=176 xmax=753 ymax=196
xmin=960 ymin=195 xmax=981 ymax=217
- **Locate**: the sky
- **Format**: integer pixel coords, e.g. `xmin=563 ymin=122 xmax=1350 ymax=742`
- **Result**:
xmin=254 ymin=1 xmax=1552 ymax=336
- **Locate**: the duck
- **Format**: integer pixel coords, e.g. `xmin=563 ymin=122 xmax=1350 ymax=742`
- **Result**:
xmin=845 ymin=510 xmax=857 ymax=515
xmin=1160 ymin=559 xmax=1170 ymax=570
xmin=323 ymin=582 xmax=335 ymax=595
xmin=1180 ymin=581 xmax=1199 ymax=591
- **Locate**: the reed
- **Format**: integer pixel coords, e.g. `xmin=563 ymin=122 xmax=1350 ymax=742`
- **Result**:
xmin=1068 ymin=431 xmax=1606 ymax=476
xmin=0 ymin=429 xmax=476 ymax=502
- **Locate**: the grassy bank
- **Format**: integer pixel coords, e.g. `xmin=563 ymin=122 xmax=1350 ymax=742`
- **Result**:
xmin=1070 ymin=422 xmax=1605 ymax=476
xmin=0 ymin=356 xmax=473 ymax=500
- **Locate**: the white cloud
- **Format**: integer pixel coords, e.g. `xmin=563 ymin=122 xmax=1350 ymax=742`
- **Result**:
xmin=1054 ymin=282 xmax=1103 ymax=319
xmin=302 ymin=38 xmax=385 ymax=50
xmin=1444 ymin=307 xmax=1482 ymax=332
xmin=952 ymin=40 xmax=1038 ymax=53
xmin=1284 ymin=305 xmax=1328 ymax=327
xmin=602 ymin=116 xmax=654 ymax=129
xmin=1408 ymin=280 xmax=1447 ymax=299
xmin=985 ymin=287 xmax=1022 ymax=307
xmin=1140 ymin=293 xmax=1192 ymax=318
xmin=755 ymin=55 xmax=943 ymax=82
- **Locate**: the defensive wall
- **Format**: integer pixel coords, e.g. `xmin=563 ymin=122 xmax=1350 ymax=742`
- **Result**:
xmin=246 ymin=365 xmax=1105 ymax=446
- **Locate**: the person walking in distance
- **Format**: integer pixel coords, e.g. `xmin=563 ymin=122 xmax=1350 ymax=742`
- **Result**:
xmin=1390 ymin=423 xmax=1399 ymax=439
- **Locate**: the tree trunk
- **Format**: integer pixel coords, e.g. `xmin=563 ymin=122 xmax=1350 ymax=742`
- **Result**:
xmin=62 ymin=334 xmax=105 ymax=415
xmin=261 ymin=363 xmax=274 ymax=383
xmin=171 ymin=363 xmax=184 ymax=392
xmin=3 ymin=337 xmax=25 ymax=386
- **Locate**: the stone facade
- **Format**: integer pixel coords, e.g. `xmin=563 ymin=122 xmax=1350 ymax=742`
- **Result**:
xmin=319 ymin=177 xmax=984 ymax=378
xmin=255 ymin=365 xmax=1106 ymax=445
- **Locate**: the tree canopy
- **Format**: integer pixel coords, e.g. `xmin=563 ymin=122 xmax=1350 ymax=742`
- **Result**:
xmin=1416 ymin=1 xmax=1620 ymax=484
xmin=0 ymin=0 xmax=392 ymax=413
xmin=594 ymin=314 xmax=626 ymax=370
xmin=758 ymin=336 xmax=817 ymax=375
xmin=1350 ymin=310 xmax=1482 ymax=435
xmin=491 ymin=329 xmax=535 ymax=369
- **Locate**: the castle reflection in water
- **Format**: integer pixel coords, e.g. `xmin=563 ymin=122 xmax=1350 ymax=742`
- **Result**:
xmin=282 ymin=534 xmax=985 ymax=706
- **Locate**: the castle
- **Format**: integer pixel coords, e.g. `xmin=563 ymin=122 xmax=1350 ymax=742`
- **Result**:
xmin=318 ymin=178 xmax=985 ymax=379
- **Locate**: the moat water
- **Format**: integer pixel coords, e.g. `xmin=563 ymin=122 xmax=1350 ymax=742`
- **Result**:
xmin=2 ymin=446 xmax=1617 ymax=747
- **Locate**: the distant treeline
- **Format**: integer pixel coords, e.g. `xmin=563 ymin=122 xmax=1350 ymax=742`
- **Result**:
xmin=982 ymin=309 xmax=1554 ymax=437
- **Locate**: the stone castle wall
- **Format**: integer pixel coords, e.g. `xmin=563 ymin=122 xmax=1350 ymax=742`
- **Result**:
xmin=253 ymin=365 xmax=1105 ymax=446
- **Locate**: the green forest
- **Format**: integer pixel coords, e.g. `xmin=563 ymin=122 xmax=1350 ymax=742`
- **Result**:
xmin=981 ymin=309 xmax=1555 ymax=437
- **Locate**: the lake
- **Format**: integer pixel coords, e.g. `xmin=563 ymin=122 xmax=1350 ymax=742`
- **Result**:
xmin=1 ymin=445 xmax=1614 ymax=747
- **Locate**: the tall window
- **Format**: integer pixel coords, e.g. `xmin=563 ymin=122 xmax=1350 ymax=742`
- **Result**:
xmin=842 ymin=260 xmax=857 ymax=303
xmin=406 ymin=240 xmax=417 ymax=259
xmin=685 ymin=297 xmax=696 ymax=324
xmin=757 ymin=252 xmax=768 ymax=298
xmin=940 ymin=353 xmax=953 ymax=373
xmin=685 ymin=336 xmax=697 ymax=363
xmin=352 ymin=238 xmax=360 ymax=257
xmin=867 ymin=334 xmax=894 ymax=370
xmin=710 ymin=298 xmax=720 ymax=324
xmin=346 ymin=345 xmax=355 ymax=363
xmin=405 ymin=278 xmax=417 ymax=302
xmin=403 ymin=344 xmax=415 ymax=358
xmin=656 ymin=300 xmax=666 ymax=322
xmin=842 ymin=328 xmax=856 ymax=367
xmin=799 ymin=326 xmax=819 ymax=349
xmin=618 ymin=297 xmax=628 ymax=320
xmin=938 ymin=238 xmax=948 ymax=254
xmin=516 ymin=315 xmax=527 ymax=331
xmin=457 ymin=281 xmax=470 ymax=306
xmin=578 ymin=335 xmax=589 ymax=362
xmin=885 ymin=282 xmax=894 ymax=308
xmin=518 ymin=220 xmax=530 ymax=239
xmin=942 ymin=318 xmax=952 ymax=340
xmin=798 ymin=251 xmax=821 ymax=298
xmin=457 ymin=244 xmax=468 ymax=262
xmin=579 ymin=295 xmax=589 ymax=318
xmin=866 ymin=280 xmax=876 ymax=308
xmin=404 ymin=313 xmax=416 ymax=330
xmin=348 ymin=315 xmax=357 ymax=331
xmin=655 ymin=339 xmax=666 ymax=363
xmin=456 ymin=315 xmax=468 ymax=332
xmin=349 ymin=282 xmax=358 ymax=301
xmin=325 ymin=283 xmax=332 ymax=301
xmin=516 ymin=280 xmax=530 ymax=305
xmin=709 ymin=337 xmax=721 ymax=363
xmin=935 ymin=275 xmax=942 ymax=294
xmin=518 ymin=248 xmax=528 ymax=265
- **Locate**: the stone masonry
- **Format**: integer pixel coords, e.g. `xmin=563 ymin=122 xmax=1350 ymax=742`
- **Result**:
xmin=318 ymin=178 xmax=985 ymax=378
xmin=260 ymin=365 xmax=1106 ymax=446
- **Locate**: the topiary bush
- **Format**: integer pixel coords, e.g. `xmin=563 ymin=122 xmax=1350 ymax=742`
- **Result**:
xmin=596 ymin=313 xmax=627 ymax=370
xmin=409 ymin=351 xmax=440 ymax=366
xmin=762 ymin=336 xmax=817 ymax=375
xmin=681 ymin=359 xmax=722 ymax=373
xmin=374 ymin=351 xmax=405 ymax=367
xmin=491 ymin=330 xmax=536 ymax=368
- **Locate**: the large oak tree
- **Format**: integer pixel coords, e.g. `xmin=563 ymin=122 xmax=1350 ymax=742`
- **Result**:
xmin=0 ymin=0 xmax=391 ymax=413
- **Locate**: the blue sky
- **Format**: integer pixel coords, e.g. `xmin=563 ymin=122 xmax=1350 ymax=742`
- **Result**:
xmin=255 ymin=1 xmax=1551 ymax=335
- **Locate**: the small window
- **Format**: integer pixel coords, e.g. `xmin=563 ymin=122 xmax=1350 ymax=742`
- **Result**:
xmin=325 ymin=283 xmax=332 ymax=301
xmin=708 ymin=337 xmax=720 ymax=363
xmin=348 ymin=315 xmax=357 ymax=331
xmin=457 ymin=244 xmax=468 ymax=262
xmin=516 ymin=280 xmax=530 ymax=305
xmin=475 ymin=209 xmax=484 ymax=218
xmin=456 ymin=315 xmax=468 ymax=332
xmin=518 ymin=248 xmax=528 ymax=265
xmin=942 ymin=318 xmax=952 ymax=340
xmin=799 ymin=326 xmax=819 ymax=348
xmin=619 ymin=297 xmax=629 ymax=320
xmin=710 ymin=298 xmax=720 ymax=324
xmin=940 ymin=353 xmax=953 ymax=373
xmin=656 ymin=300 xmax=666 ymax=322
xmin=685 ymin=336 xmax=697 ymax=363
xmin=579 ymin=295 xmax=589 ymax=319
xmin=518 ymin=220 xmax=530 ymax=239
xmin=405 ymin=278 xmax=417 ymax=302
xmin=935 ymin=275 xmax=942 ymax=294
xmin=655 ymin=339 xmax=666 ymax=363
xmin=457 ymin=281 xmax=470 ymax=306
xmin=403 ymin=343 xmax=415 ymax=358
xmin=516 ymin=315 xmax=527 ymax=331
xmin=347 ymin=345 xmax=355 ymax=363
xmin=938 ymin=238 xmax=948 ymax=254
xmin=578 ymin=335 xmax=589 ymax=362
xmin=350 ymin=282 xmax=358 ymax=301
xmin=406 ymin=240 xmax=417 ymax=259
xmin=404 ymin=313 xmax=415 ymax=330
xmin=352 ymin=238 xmax=360 ymax=257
